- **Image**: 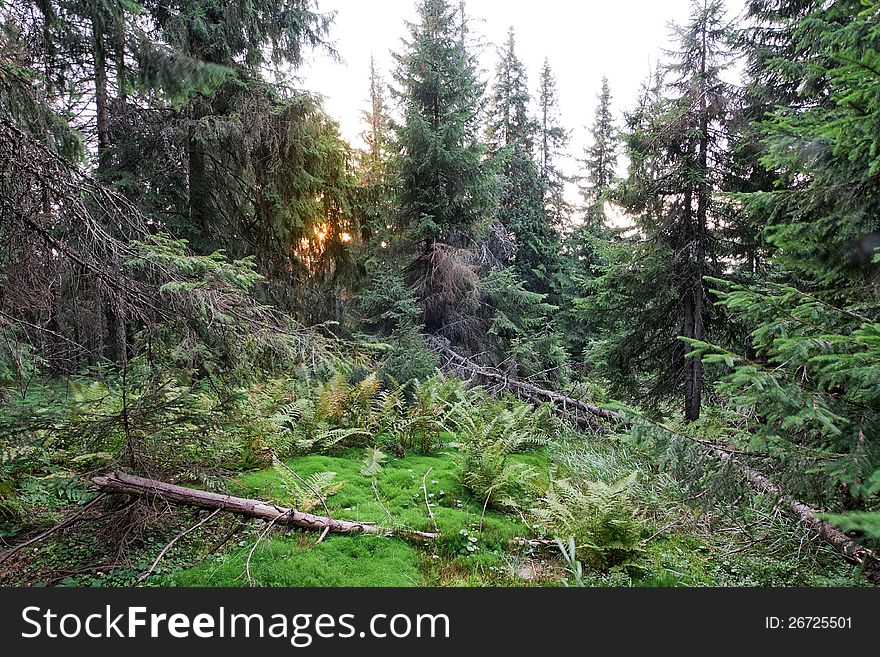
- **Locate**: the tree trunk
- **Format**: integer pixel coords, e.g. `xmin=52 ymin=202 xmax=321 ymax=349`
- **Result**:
xmin=92 ymin=471 xmax=439 ymax=542
xmin=187 ymin=131 xmax=211 ymax=244
xmin=91 ymin=17 xmax=110 ymax=172
xmin=682 ymin=176 xmax=701 ymax=421
xmin=685 ymin=10 xmax=711 ymax=423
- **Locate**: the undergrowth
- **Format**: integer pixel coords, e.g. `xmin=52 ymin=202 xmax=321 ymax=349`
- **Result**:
xmin=0 ymin=371 xmax=867 ymax=589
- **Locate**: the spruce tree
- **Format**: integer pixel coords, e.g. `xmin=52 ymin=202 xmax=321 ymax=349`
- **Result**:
xmin=536 ymin=58 xmax=570 ymax=226
xmin=579 ymin=76 xmax=618 ymax=224
xmin=589 ymin=0 xmax=733 ymax=420
xmin=486 ymin=28 xmax=556 ymax=294
xmin=688 ymin=0 xmax=880 ymax=527
xmin=359 ymin=55 xmax=393 ymax=186
xmin=391 ymin=0 xmax=495 ymax=331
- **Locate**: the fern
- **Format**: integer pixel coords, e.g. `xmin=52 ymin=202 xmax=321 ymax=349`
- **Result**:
xmin=452 ymin=411 xmax=546 ymax=510
xmin=531 ymin=474 xmax=643 ymax=570
xmin=272 ymin=458 xmax=344 ymax=512
xmin=360 ymin=447 xmax=387 ymax=477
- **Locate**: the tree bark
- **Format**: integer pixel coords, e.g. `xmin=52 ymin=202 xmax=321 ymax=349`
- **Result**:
xmin=187 ymin=133 xmax=211 ymax=242
xmin=91 ymin=471 xmax=439 ymax=542
xmin=91 ymin=16 xmax=110 ymax=172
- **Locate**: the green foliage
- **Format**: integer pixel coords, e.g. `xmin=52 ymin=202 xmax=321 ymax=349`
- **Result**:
xmin=536 ymin=59 xmax=570 ymax=226
xmin=360 ymin=447 xmax=387 ymax=477
xmin=531 ymin=474 xmax=643 ymax=570
xmin=451 ymin=402 xmax=549 ymax=510
xmin=481 ymin=268 xmax=569 ymax=383
xmin=486 ymin=30 xmax=560 ymax=296
xmin=686 ymin=278 xmax=880 ymax=505
xmin=269 ymin=372 xmax=459 ymax=456
xmin=821 ymin=511 xmax=880 ymax=539
xmin=579 ymin=76 xmax=619 ymax=221
xmin=392 ymin=0 xmax=494 ymax=249
xmin=555 ymin=537 xmax=586 ymax=586
xmin=271 ymin=457 xmax=344 ymax=513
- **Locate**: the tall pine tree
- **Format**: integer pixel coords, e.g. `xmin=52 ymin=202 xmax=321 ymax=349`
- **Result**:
xmin=589 ymin=0 xmax=733 ymax=420
xmin=536 ymin=58 xmax=570 ymax=227
xmin=486 ymin=28 xmax=556 ymax=294
xmin=579 ymin=76 xmax=618 ymax=225
xmin=391 ymin=0 xmax=495 ymax=332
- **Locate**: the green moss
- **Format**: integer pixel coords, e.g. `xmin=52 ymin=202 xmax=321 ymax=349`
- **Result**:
xmin=169 ymin=534 xmax=423 ymax=587
xmin=169 ymin=447 xmax=547 ymax=587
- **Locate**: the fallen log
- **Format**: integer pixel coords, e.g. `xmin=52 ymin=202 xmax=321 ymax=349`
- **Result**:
xmin=91 ymin=471 xmax=439 ymax=542
xmin=710 ymin=448 xmax=879 ymax=574
xmin=425 ymin=334 xmax=615 ymax=430
xmin=424 ymin=335 xmax=880 ymax=582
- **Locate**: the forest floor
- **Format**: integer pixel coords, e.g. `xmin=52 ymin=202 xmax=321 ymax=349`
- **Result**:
xmin=1 ymin=434 xmax=862 ymax=588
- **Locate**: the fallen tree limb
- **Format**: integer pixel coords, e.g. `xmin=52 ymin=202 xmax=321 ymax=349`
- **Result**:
xmin=425 ymin=334 xmax=615 ymax=430
xmin=709 ymin=447 xmax=878 ymax=573
xmin=424 ymin=336 xmax=880 ymax=582
xmin=91 ymin=471 xmax=438 ymax=542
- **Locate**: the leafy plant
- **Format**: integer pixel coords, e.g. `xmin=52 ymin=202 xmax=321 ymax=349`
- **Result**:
xmin=556 ymin=536 xmax=586 ymax=587
xmin=451 ymin=408 xmax=547 ymax=510
xmin=531 ymin=474 xmax=643 ymax=570
xmin=360 ymin=447 xmax=387 ymax=477
xmin=272 ymin=458 xmax=344 ymax=513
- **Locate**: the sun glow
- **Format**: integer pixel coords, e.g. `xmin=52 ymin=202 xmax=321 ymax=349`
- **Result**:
xmin=314 ymin=223 xmax=330 ymax=242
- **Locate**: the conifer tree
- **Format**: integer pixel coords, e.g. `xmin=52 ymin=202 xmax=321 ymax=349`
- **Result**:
xmin=690 ymin=0 xmax=880 ymax=525
xmin=536 ymin=58 xmax=570 ymax=226
xmin=589 ymin=0 xmax=733 ymax=420
xmin=359 ymin=55 xmax=393 ymax=186
xmin=486 ymin=28 xmax=556 ymax=294
xmin=579 ymin=77 xmax=618 ymax=225
xmin=391 ymin=0 xmax=495 ymax=331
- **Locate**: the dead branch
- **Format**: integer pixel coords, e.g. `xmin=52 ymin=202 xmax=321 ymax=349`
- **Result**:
xmin=425 ymin=334 xmax=614 ymax=429
xmin=421 ymin=467 xmax=437 ymax=533
xmin=92 ymin=471 xmax=438 ymax=541
xmin=134 ymin=508 xmax=223 ymax=585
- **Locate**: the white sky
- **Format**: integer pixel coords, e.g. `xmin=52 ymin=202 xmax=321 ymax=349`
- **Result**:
xmin=299 ymin=0 xmax=746 ymax=180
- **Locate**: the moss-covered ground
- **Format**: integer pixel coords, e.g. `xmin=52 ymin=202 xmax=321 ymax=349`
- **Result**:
xmin=2 ymin=439 xmax=864 ymax=588
xmin=165 ymin=448 xmax=547 ymax=587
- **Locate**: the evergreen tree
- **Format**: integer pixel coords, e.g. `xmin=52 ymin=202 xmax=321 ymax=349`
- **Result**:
xmin=391 ymin=0 xmax=495 ymax=331
xmin=486 ymin=28 xmax=557 ymax=294
xmin=536 ymin=58 xmax=570 ymax=226
xmin=579 ymin=76 xmax=618 ymax=225
xmin=688 ymin=1 xmax=880 ymax=527
xmin=359 ymin=55 xmax=393 ymax=187
xmin=486 ymin=28 xmax=533 ymax=154
xmin=720 ymin=0 xmax=825 ymax=280
xmin=588 ymin=0 xmax=733 ymax=420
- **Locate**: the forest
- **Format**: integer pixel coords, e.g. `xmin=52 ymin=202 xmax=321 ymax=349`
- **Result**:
xmin=0 ymin=0 xmax=878 ymax=589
